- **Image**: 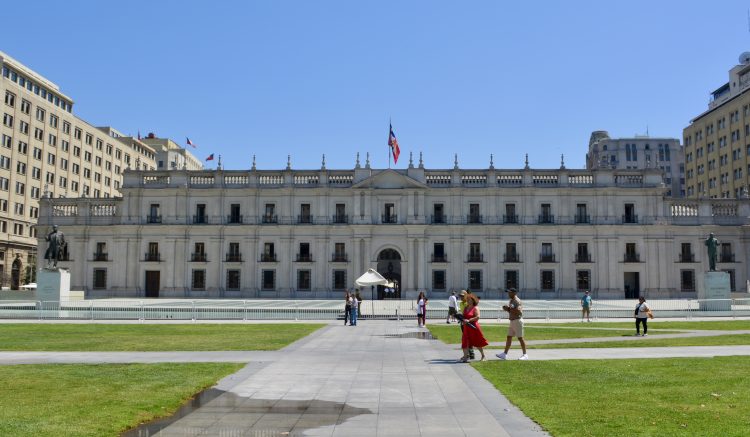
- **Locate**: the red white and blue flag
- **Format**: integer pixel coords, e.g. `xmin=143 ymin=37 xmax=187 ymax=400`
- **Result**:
xmin=205 ymin=153 xmax=214 ymax=161
xmin=186 ymin=137 xmax=196 ymax=148
xmin=388 ymin=124 xmax=400 ymax=164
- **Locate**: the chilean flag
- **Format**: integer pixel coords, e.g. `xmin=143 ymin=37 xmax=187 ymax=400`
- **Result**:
xmin=388 ymin=124 xmax=400 ymax=164
xmin=186 ymin=137 xmax=196 ymax=148
xmin=205 ymin=153 xmax=214 ymax=161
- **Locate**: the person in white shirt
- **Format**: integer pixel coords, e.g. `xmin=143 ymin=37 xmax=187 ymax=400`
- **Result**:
xmin=417 ymin=291 xmax=427 ymax=327
xmin=446 ymin=291 xmax=458 ymax=324
xmin=635 ymin=296 xmax=651 ymax=336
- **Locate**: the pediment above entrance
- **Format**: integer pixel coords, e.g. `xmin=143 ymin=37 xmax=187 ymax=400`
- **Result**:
xmin=351 ymin=169 xmax=428 ymax=189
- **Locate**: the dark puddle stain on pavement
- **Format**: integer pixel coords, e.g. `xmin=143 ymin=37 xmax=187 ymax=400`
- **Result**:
xmin=383 ymin=331 xmax=435 ymax=340
xmin=122 ymin=389 xmax=372 ymax=437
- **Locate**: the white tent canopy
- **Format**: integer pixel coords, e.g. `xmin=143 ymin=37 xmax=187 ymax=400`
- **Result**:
xmin=355 ymin=268 xmax=394 ymax=288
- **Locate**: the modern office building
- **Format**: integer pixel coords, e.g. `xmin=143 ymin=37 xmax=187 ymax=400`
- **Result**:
xmin=586 ymin=131 xmax=685 ymax=197
xmin=684 ymin=53 xmax=750 ymax=198
xmin=39 ymin=162 xmax=749 ymax=300
xmin=1 ymin=51 xmax=158 ymax=288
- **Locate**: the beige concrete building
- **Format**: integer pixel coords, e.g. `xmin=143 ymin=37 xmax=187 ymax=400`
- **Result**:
xmin=1 ymin=51 xmax=158 ymax=288
xmin=141 ymin=133 xmax=203 ymax=171
xmin=586 ymin=130 xmax=685 ymax=197
xmin=684 ymin=53 xmax=750 ymax=199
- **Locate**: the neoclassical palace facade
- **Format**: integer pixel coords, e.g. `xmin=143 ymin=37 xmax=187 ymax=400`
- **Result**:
xmin=38 ymin=163 xmax=749 ymax=299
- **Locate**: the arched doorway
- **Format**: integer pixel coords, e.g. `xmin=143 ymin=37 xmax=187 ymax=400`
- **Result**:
xmin=377 ymin=249 xmax=401 ymax=299
xmin=11 ymin=256 xmax=22 ymax=290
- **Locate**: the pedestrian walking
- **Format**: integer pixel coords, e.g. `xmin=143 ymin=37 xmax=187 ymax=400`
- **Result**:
xmin=459 ymin=294 xmax=488 ymax=362
xmin=634 ymin=296 xmax=652 ymax=336
xmin=416 ymin=292 xmax=427 ymax=327
xmin=349 ymin=292 xmax=358 ymax=326
xmin=496 ymin=288 xmax=528 ymax=360
xmin=456 ymin=290 xmax=475 ymax=359
xmin=344 ymin=291 xmax=351 ymax=326
xmin=446 ymin=291 xmax=458 ymax=324
xmin=581 ymin=290 xmax=593 ymax=322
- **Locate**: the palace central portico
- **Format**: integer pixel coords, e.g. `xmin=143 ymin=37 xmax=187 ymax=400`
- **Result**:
xmin=38 ymin=156 xmax=749 ymax=299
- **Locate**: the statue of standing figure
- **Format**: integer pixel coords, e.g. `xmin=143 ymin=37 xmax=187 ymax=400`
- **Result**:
xmin=704 ymin=233 xmax=719 ymax=271
xmin=44 ymin=225 xmax=66 ymax=269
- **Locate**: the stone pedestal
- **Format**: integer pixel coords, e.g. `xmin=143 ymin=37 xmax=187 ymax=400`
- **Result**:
xmin=35 ymin=269 xmax=72 ymax=301
xmin=699 ymin=271 xmax=731 ymax=311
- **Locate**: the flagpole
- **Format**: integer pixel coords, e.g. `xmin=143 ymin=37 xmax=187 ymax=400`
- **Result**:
xmin=388 ymin=119 xmax=391 ymax=169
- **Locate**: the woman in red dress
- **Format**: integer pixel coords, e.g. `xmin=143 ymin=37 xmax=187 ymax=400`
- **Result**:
xmin=460 ymin=294 xmax=488 ymax=362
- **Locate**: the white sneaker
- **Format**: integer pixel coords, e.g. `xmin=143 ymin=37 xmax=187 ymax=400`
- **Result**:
xmin=495 ymin=352 xmax=507 ymax=360
xmin=519 ymin=354 xmax=529 ymax=360
xmin=643 ymin=333 xmax=648 ymax=336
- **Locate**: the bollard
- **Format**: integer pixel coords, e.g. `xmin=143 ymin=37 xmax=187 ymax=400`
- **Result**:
xmin=192 ymin=300 xmax=196 ymax=322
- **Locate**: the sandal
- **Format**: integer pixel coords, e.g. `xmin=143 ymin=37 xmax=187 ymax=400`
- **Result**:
xmin=459 ymin=357 xmax=469 ymax=363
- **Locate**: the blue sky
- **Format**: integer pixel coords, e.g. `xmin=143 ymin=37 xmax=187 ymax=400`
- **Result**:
xmin=4 ymin=1 xmax=750 ymax=170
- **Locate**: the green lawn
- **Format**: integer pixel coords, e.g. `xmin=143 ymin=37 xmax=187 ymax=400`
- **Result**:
xmin=542 ymin=320 xmax=750 ymax=331
xmin=474 ymin=357 xmax=750 ymax=437
xmin=530 ymin=334 xmax=750 ymax=349
xmin=0 ymin=324 xmax=324 ymax=351
xmin=0 ymin=363 xmax=243 ymax=437
xmin=428 ymin=325 xmax=642 ymax=344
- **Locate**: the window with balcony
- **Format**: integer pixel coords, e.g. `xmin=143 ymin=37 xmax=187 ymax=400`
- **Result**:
xmin=432 ymin=270 xmax=446 ymax=290
xmin=432 ymin=203 xmax=445 ymax=224
xmin=575 ymin=204 xmax=589 ymax=224
xmin=333 ymin=203 xmax=347 ymax=223
xmin=333 ymin=270 xmax=347 ymax=290
xmin=298 ymin=203 xmax=312 ymax=223
xmin=333 ymin=243 xmax=347 ymax=262
xmin=432 ymin=243 xmax=446 ymax=262
xmin=228 ymin=204 xmax=242 ymax=224
xmin=192 ymin=269 xmax=206 ymax=290
xmin=93 ymin=268 xmax=107 ymax=289
xmin=681 ymin=270 xmax=695 ymax=291
xmin=145 ymin=242 xmax=159 ymax=261
xmin=297 ymin=270 xmax=311 ymax=290
xmin=192 ymin=242 xmax=207 ymax=262
xmin=297 ymin=242 xmax=312 ymax=262
xmin=540 ymin=243 xmax=555 ymax=262
xmin=624 ymin=243 xmax=639 ymax=262
xmin=504 ymin=203 xmax=517 ymax=224
xmin=194 ymin=204 xmax=207 ymax=224
xmin=679 ymin=243 xmax=694 ymax=262
xmin=226 ymin=270 xmax=240 ymax=290
xmin=623 ymin=203 xmax=637 ymax=223
xmin=382 ymin=203 xmax=396 ymax=223
xmin=226 ymin=242 xmax=242 ymax=262
xmin=720 ymin=243 xmax=734 ymax=263
xmin=468 ymin=243 xmax=482 ymax=262
xmin=540 ymin=270 xmax=555 ymax=291
xmin=504 ymin=243 xmax=519 ymax=262
xmin=263 ymin=203 xmax=277 ymax=223
xmin=262 ymin=270 xmax=276 ymax=290
xmin=94 ymin=242 xmax=107 ymax=261
xmin=262 ymin=243 xmax=276 ymax=262
xmin=468 ymin=203 xmax=481 ymax=224
xmin=468 ymin=270 xmax=482 ymax=290
xmin=576 ymin=243 xmax=591 ymax=262
xmin=147 ymin=204 xmax=161 ymax=223
xmin=576 ymin=270 xmax=590 ymax=291
xmin=539 ymin=203 xmax=553 ymax=223
xmin=505 ymin=270 xmax=519 ymax=290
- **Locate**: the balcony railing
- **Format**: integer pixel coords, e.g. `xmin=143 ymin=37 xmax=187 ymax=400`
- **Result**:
xmin=431 ymin=254 xmax=448 ymax=262
xmin=262 ymin=215 xmax=278 ymax=224
xmin=622 ymin=214 xmax=639 ymax=224
xmin=144 ymin=252 xmax=160 ymax=262
xmin=538 ymin=214 xmax=555 ymax=224
xmin=331 ymin=253 xmax=348 ymax=262
xmin=624 ymin=253 xmax=640 ymax=262
xmin=467 ymin=253 xmax=484 ymax=263
xmin=381 ymin=214 xmax=398 ymax=224
xmin=720 ymin=253 xmax=735 ymax=263
xmin=296 ymin=254 xmax=313 ymax=262
xmin=193 ymin=215 xmax=208 ymax=224
xmin=574 ymin=214 xmax=590 ymax=224
xmin=575 ymin=253 xmax=592 ymax=263
xmin=298 ymin=215 xmax=313 ymax=224
xmin=260 ymin=253 xmax=277 ymax=262
xmin=539 ymin=254 xmax=556 ymax=263
xmin=226 ymin=215 xmax=243 ymax=224
xmin=503 ymin=214 xmax=518 ymax=224
xmin=332 ymin=214 xmax=348 ymax=224
xmin=93 ymin=252 xmax=108 ymax=261
xmin=191 ymin=253 xmax=207 ymax=262
xmin=226 ymin=254 xmax=243 ymax=262
xmin=678 ymin=253 xmax=695 ymax=262
xmin=503 ymin=253 xmax=520 ymax=263
xmin=467 ymin=214 xmax=483 ymax=224
xmin=431 ymin=214 xmax=446 ymax=224
xmin=146 ymin=215 xmax=162 ymax=224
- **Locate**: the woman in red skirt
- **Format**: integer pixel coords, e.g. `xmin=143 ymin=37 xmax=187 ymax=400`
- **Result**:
xmin=460 ymin=294 xmax=488 ymax=362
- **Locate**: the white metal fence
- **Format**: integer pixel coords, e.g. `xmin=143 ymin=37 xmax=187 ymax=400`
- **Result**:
xmin=0 ymin=299 xmax=748 ymax=321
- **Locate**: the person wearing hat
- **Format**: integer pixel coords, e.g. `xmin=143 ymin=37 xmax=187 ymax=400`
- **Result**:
xmin=455 ymin=290 xmax=475 ymax=359
xmin=496 ymin=288 xmax=528 ymax=360
xmin=581 ymin=290 xmax=593 ymax=322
